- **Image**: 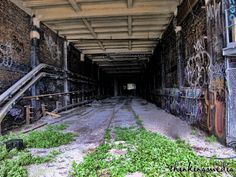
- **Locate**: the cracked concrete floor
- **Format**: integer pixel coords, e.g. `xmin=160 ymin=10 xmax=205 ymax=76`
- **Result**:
xmin=26 ymin=97 xmax=236 ymax=177
xmin=27 ymin=97 xmax=136 ymax=177
xmin=131 ymin=98 xmax=236 ymax=158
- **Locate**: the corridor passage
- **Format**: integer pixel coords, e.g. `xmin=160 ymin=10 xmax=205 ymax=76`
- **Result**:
xmin=1 ymin=0 xmax=236 ymax=175
xmin=20 ymin=97 xmax=235 ymax=177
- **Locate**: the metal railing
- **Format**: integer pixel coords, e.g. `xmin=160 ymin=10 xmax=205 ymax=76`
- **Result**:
xmin=0 ymin=63 xmax=97 ymax=131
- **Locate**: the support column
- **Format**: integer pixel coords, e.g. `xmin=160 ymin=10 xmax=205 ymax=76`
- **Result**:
xmin=63 ymin=40 xmax=69 ymax=106
xmin=97 ymin=67 xmax=101 ymax=97
xmin=82 ymin=85 xmax=85 ymax=101
xmin=161 ymin=50 xmax=165 ymax=89
xmin=153 ymin=73 xmax=156 ymax=90
xmin=30 ymin=15 xmax=40 ymax=109
xmin=114 ymin=78 xmax=118 ymax=97
xmin=175 ymin=26 xmax=184 ymax=88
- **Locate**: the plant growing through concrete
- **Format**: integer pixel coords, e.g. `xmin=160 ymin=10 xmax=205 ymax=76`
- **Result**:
xmin=71 ymin=128 xmax=236 ymax=177
xmin=205 ymin=135 xmax=217 ymax=143
xmin=23 ymin=124 xmax=74 ymax=148
xmin=191 ymin=128 xmax=197 ymax=136
xmin=104 ymin=129 xmax=111 ymax=142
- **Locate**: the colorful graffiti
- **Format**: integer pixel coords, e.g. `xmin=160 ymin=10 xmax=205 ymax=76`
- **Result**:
xmin=205 ymin=90 xmax=225 ymax=138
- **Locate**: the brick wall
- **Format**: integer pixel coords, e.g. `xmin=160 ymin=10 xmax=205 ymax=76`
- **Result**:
xmin=39 ymin=24 xmax=64 ymax=68
xmin=0 ymin=0 xmax=100 ymax=131
xmin=0 ymin=0 xmax=31 ymax=94
xmin=161 ymin=19 xmax=178 ymax=88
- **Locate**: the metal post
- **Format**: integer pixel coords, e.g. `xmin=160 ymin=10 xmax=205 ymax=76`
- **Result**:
xmin=98 ymin=67 xmax=100 ymax=97
xmin=30 ymin=16 xmax=40 ymax=110
xmin=63 ymin=40 xmax=69 ymax=106
xmin=82 ymin=85 xmax=84 ymax=101
xmin=161 ymin=50 xmax=165 ymax=89
xmin=114 ymin=78 xmax=118 ymax=97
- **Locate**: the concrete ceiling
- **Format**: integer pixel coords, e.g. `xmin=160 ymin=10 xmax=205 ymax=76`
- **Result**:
xmin=12 ymin=0 xmax=180 ymax=75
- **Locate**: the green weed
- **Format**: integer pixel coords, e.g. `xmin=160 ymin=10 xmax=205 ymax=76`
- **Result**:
xmin=0 ymin=124 xmax=74 ymax=177
xmin=205 ymin=135 xmax=217 ymax=143
xmin=71 ymin=128 xmax=236 ymax=177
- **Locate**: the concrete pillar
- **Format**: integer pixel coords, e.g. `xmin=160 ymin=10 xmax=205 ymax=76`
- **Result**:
xmin=63 ymin=40 xmax=69 ymax=106
xmin=30 ymin=15 xmax=40 ymax=109
xmin=114 ymin=78 xmax=118 ymax=97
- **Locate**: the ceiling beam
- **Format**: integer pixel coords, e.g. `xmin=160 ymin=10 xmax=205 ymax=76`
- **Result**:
xmin=67 ymin=0 xmax=105 ymax=51
xmin=75 ymin=44 xmax=156 ymax=49
xmin=58 ymin=26 xmax=165 ymax=35
xmin=128 ymin=41 xmax=132 ymax=50
xmin=99 ymin=63 xmax=144 ymax=67
xmin=127 ymin=0 xmax=133 ymax=8
xmin=105 ymin=70 xmax=143 ymax=74
xmin=92 ymin=58 xmax=148 ymax=62
xmin=23 ymin=0 xmax=177 ymax=9
xmin=82 ymin=48 xmax=152 ymax=54
xmin=128 ymin=16 xmax=132 ymax=36
xmin=68 ymin=0 xmax=81 ymax=12
xmin=81 ymin=18 xmax=105 ymax=50
xmin=102 ymin=67 xmax=143 ymax=71
xmin=37 ymin=6 xmax=174 ymax=21
xmin=66 ymin=32 xmax=161 ymax=40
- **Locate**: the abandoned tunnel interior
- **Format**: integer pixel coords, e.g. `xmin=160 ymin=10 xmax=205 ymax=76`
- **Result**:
xmin=1 ymin=0 xmax=236 ymax=176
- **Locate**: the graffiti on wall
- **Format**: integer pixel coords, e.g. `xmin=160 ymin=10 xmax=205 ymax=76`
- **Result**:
xmin=0 ymin=41 xmax=29 ymax=73
xmin=185 ymin=38 xmax=212 ymax=87
xmin=205 ymin=1 xmax=226 ymax=141
xmin=157 ymin=88 xmax=207 ymax=126
xmin=207 ymin=1 xmax=223 ymax=32
xmin=44 ymin=34 xmax=62 ymax=62
xmin=0 ymin=43 xmax=14 ymax=68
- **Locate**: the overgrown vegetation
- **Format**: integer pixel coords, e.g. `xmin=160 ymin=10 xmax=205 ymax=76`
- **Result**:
xmin=0 ymin=124 xmax=74 ymax=177
xmin=24 ymin=124 xmax=74 ymax=148
xmin=133 ymin=114 xmax=144 ymax=129
xmin=191 ymin=128 xmax=197 ymax=136
xmin=104 ymin=129 xmax=111 ymax=142
xmin=205 ymin=135 xmax=217 ymax=143
xmin=71 ymin=128 xmax=236 ymax=177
